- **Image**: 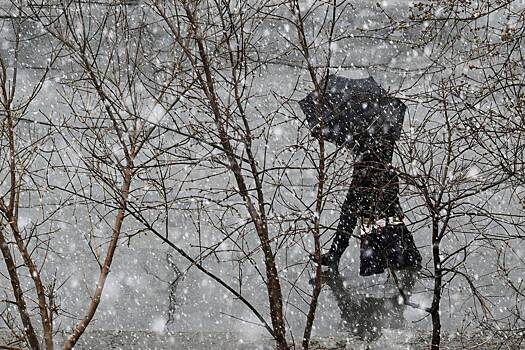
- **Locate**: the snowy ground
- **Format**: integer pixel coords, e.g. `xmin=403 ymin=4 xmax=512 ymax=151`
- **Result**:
xmin=2 ymin=330 xmax=522 ymax=349
xmin=57 ymin=330 xmax=525 ymax=350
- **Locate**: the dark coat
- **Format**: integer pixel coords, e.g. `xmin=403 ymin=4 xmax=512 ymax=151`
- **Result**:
xmin=329 ymin=122 xmax=422 ymax=276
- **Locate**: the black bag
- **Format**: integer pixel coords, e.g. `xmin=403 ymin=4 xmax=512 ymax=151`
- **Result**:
xmin=359 ymin=223 xmax=422 ymax=276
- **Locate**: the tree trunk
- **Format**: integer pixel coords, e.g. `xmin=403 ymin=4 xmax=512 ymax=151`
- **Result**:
xmin=0 ymin=229 xmax=41 ymax=350
xmin=63 ymin=166 xmax=133 ymax=350
xmin=430 ymin=218 xmax=442 ymax=350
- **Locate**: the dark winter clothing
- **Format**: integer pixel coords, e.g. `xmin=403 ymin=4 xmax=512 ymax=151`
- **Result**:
xmin=326 ymin=142 xmax=422 ymax=275
xmin=298 ymin=75 xmax=421 ymax=276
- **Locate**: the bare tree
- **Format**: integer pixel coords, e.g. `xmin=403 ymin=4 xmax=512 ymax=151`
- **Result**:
xmin=0 ymin=4 xmax=61 ymax=349
xmin=29 ymin=2 xmax=189 ymax=348
xmin=381 ymin=1 xmax=525 ymax=348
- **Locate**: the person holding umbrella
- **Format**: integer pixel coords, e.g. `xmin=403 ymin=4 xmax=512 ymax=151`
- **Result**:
xmin=299 ymin=75 xmax=422 ymax=277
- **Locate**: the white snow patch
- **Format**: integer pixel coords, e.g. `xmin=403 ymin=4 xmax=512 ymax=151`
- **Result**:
xmin=18 ymin=216 xmax=32 ymax=228
xmin=148 ymin=104 xmax=167 ymax=123
xmin=403 ymin=293 xmax=431 ymax=322
xmin=237 ymin=313 xmax=265 ymax=343
xmin=102 ymin=274 xmax=122 ymax=301
xmin=150 ymin=317 xmax=166 ymax=334
xmin=466 ymin=165 xmax=480 ymax=179
xmin=372 ymin=329 xmax=416 ymax=349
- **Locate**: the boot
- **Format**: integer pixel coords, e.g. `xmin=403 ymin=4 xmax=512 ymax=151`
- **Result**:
xmin=320 ymin=231 xmax=351 ymax=272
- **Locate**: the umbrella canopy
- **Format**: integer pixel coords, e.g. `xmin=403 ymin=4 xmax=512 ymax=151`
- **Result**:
xmin=298 ymin=75 xmax=406 ymax=152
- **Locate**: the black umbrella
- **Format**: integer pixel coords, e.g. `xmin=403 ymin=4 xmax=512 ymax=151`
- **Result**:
xmin=298 ymin=75 xmax=406 ymax=152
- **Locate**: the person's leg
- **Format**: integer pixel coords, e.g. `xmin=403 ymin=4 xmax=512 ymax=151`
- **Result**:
xmin=321 ymin=189 xmax=358 ymax=271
